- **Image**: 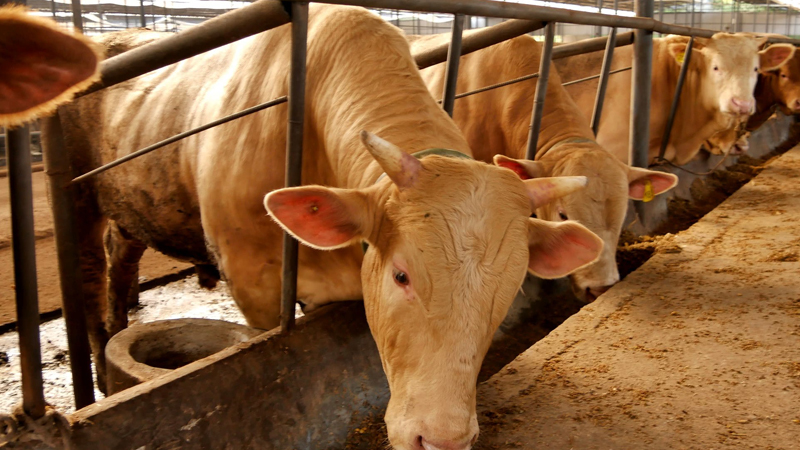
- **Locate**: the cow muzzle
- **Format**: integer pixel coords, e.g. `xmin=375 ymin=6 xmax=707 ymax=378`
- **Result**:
xmin=728 ymin=97 xmax=754 ymax=115
xmin=419 ymin=434 xmax=477 ymax=450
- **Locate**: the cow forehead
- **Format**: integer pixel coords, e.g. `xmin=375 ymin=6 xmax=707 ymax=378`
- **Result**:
xmin=704 ymin=35 xmax=760 ymax=65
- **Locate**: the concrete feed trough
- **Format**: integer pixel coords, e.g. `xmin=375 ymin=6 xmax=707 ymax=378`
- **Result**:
xmin=105 ymin=318 xmax=262 ymax=394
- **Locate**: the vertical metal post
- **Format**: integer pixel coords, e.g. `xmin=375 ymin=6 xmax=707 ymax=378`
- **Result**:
xmin=658 ymin=37 xmax=693 ymax=162
xmin=50 ymin=0 xmax=56 ymax=18
xmin=766 ymin=0 xmax=771 ymax=33
xmin=690 ymin=0 xmax=695 ymax=27
xmin=658 ymin=0 xmax=663 ymax=27
xmin=281 ymin=1 xmax=308 ymax=334
xmin=595 ymin=0 xmax=603 ymax=37
xmin=71 ymin=0 xmax=82 ymax=32
xmin=6 ymin=125 xmax=46 ymax=419
xmin=441 ymin=14 xmax=465 ymax=118
xmin=41 ymin=114 xmax=96 ymax=409
xmin=591 ymin=26 xmax=617 ymax=136
xmin=525 ymin=22 xmax=555 ymax=160
xmin=631 ymin=0 xmax=654 ymax=222
xmin=139 ymin=0 xmax=146 ymax=27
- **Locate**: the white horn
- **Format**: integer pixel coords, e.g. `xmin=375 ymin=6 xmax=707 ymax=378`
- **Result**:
xmin=523 ymin=176 xmax=588 ymax=211
xmin=360 ymin=130 xmax=421 ymax=190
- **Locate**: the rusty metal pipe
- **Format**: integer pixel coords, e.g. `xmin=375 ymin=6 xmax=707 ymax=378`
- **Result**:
xmin=526 ymin=22 xmax=555 ymax=161
xmin=41 ymin=114 xmax=96 ymax=409
xmin=631 ymin=0 xmax=654 ymax=224
xmin=281 ymin=2 xmax=309 ymax=334
xmin=441 ymin=13 xmax=465 ymax=117
xmin=552 ymin=31 xmax=634 ymax=60
xmin=6 ymin=125 xmax=46 ymax=419
xmin=77 ymin=0 xmax=291 ymax=98
xmin=591 ymin=27 xmax=618 ymax=135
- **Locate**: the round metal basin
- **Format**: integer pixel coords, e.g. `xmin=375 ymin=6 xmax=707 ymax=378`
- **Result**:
xmin=105 ymin=318 xmax=261 ymax=395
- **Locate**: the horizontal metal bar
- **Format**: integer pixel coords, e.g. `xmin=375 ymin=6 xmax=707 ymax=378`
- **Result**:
xmin=552 ymin=31 xmax=634 ymax=60
xmin=415 ymin=19 xmax=545 ymax=70
xmin=562 ymin=66 xmax=631 ymax=87
xmin=71 ymin=96 xmax=288 ymax=184
xmin=296 ymin=0 xmax=800 ymax=45
xmin=77 ymin=0 xmax=291 ymax=97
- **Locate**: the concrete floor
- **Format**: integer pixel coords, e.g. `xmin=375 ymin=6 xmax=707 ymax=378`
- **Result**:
xmin=474 ymin=147 xmax=800 ymax=449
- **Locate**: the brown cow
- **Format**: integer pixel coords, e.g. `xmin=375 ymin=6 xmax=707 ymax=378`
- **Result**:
xmin=0 ymin=6 xmax=101 ymax=127
xmin=413 ymin=34 xmax=678 ymax=301
xmin=50 ymin=6 xmax=602 ymax=449
xmin=554 ymin=34 xmax=794 ymax=165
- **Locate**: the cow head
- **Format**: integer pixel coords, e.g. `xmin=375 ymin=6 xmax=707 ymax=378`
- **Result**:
xmin=0 ymin=6 xmax=101 ymax=127
xmin=494 ymin=152 xmax=677 ymax=302
xmin=762 ymin=47 xmax=800 ymax=114
xmin=704 ymin=124 xmax=750 ymax=156
xmin=666 ymin=34 xmax=794 ymax=117
xmin=266 ymin=131 xmax=603 ymax=450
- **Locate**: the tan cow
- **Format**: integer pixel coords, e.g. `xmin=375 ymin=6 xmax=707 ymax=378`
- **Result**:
xmin=0 ymin=6 xmax=101 ymax=127
xmin=554 ymin=33 xmax=795 ymax=165
xmin=51 ymin=5 xmax=602 ymax=449
xmin=413 ymin=34 xmax=678 ymax=301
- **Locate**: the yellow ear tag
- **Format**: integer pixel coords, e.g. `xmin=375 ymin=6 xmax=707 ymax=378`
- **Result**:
xmin=643 ymin=179 xmax=655 ymax=203
xmin=675 ymin=52 xmax=685 ymax=64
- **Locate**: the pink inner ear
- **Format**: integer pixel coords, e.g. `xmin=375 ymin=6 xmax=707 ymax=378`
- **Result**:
xmin=764 ymin=46 xmax=793 ymax=68
xmin=267 ymin=189 xmax=359 ymax=248
xmin=529 ymin=224 xmax=602 ymax=279
xmin=0 ymin=20 xmax=98 ymax=115
xmin=629 ymin=174 xmax=676 ymax=199
xmin=496 ymin=160 xmax=531 ymax=180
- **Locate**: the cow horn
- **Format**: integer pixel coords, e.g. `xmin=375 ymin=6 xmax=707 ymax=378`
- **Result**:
xmin=523 ymin=176 xmax=588 ymax=211
xmin=360 ymin=130 xmax=421 ymax=190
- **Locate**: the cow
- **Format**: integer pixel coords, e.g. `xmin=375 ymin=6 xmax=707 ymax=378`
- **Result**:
xmin=49 ymin=5 xmax=603 ymax=449
xmin=411 ymin=34 xmax=678 ymax=302
xmin=0 ymin=6 xmax=101 ymax=127
xmin=553 ymin=33 xmax=795 ymax=166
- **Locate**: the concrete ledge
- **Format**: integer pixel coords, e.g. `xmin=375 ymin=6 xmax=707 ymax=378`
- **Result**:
xmin=474 ymin=147 xmax=800 ymax=449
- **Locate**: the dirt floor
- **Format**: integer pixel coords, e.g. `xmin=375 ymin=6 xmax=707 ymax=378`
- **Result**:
xmin=0 ymin=171 xmax=193 ymax=328
xmin=471 ymin=147 xmax=800 ymax=449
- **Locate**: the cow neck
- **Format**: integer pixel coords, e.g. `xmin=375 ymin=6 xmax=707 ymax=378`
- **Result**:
xmin=362 ymin=148 xmax=471 ymax=253
xmin=535 ymin=137 xmax=596 ymax=161
xmin=747 ymin=74 xmax=780 ymax=131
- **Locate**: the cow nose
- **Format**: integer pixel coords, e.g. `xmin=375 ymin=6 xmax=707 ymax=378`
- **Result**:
xmin=585 ymin=285 xmax=613 ymax=302
xmin=792 ymin=99 xmax=800 ymax=112
xmin=729 ymin=97 xmax=753 ymax=114
xmin=420 ymin=435 xmax=476 ymax=450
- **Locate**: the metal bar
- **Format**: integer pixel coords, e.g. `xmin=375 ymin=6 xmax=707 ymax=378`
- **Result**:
xmin=139 ymin=0 xmax=146 ymax=27
xmin=41 ymin=114 xmax=96 ymax=409
xmin=6 ymin=126 xmax=46 ymax=419
xmin=631 ymin=0 xmax=654 ymax=222
xmin=281 ymin=1 xmax=308 ymax=334
xmin=441 ymin=13 xmax=465 ymax=117
xmin=526 ymin=22 xmax=554 ymax=161
xmin=562 ymin=66 xmax=631 ymax=87
xmin=551 ymin=31 xmax=634 ymax=60
xmin=766 ymin=0 xmax=771 ymax=33
xmin=71 ymin=96 xmax=288 ymax=184
xmin=591 ymin=27 xmax=618 ymax=136
xmin=658 ymin=36 xmax=693 ymax=162
xmin=71 ymin=0 xmax=82 ymax=32
xmin=595 ymin=0 xmax=603 ymax=37
xmin=415 ymin=18 xmax=545 ymax=70
xmin=77 ymin=0 xmax=291 ymax=98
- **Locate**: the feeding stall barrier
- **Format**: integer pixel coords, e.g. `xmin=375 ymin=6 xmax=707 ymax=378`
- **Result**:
xmin=2 ymin=0 xmax=799 ymax=448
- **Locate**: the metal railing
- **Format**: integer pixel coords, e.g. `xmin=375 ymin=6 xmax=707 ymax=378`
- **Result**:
xmin=6 ymin=0 xmax=800 ymax=424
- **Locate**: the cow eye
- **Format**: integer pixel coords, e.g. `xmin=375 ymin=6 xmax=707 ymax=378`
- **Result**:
xmin=393 ymin=269 xmax=409 ymax=286
xmin=782 ymin=73 xmax=788 ymax=78
xmin=530 ymin=212 xmax=538 ymax=219
xmin=558 ymin=211 xmax=569 ymax=221
xmin=713 ymin=66 xmax=719 ymax=71
xmin=754 ymin=67 xmax=758 ymax=72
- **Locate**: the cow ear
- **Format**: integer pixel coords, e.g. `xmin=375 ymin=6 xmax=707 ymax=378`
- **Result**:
xmin=527 ymin=219 xmax=603 ymax=279
xmin=0 ymin=6 xmax=102 ymax=127
xmin=264 ymin=186 xmax=374 ymax=250
xmin=627 ymin=167 xmax=678 ymax=200
xmin=493 ymin=155 xmax=548 ymax=180
xmin=667 ymin=42 xmax=689 ymax=65
xmin=759 ymin=44 xmax=795 ymax=72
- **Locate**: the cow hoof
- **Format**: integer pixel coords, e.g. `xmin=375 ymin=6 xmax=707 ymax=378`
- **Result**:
xmin=105 ymin=318 xmax=261 ymax=395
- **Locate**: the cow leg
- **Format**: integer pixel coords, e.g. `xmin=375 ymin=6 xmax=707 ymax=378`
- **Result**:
xmin=74 ymin=205 xmax=111 ymax=393
xmin=104 ymin=221 xmax=146 ymax=339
